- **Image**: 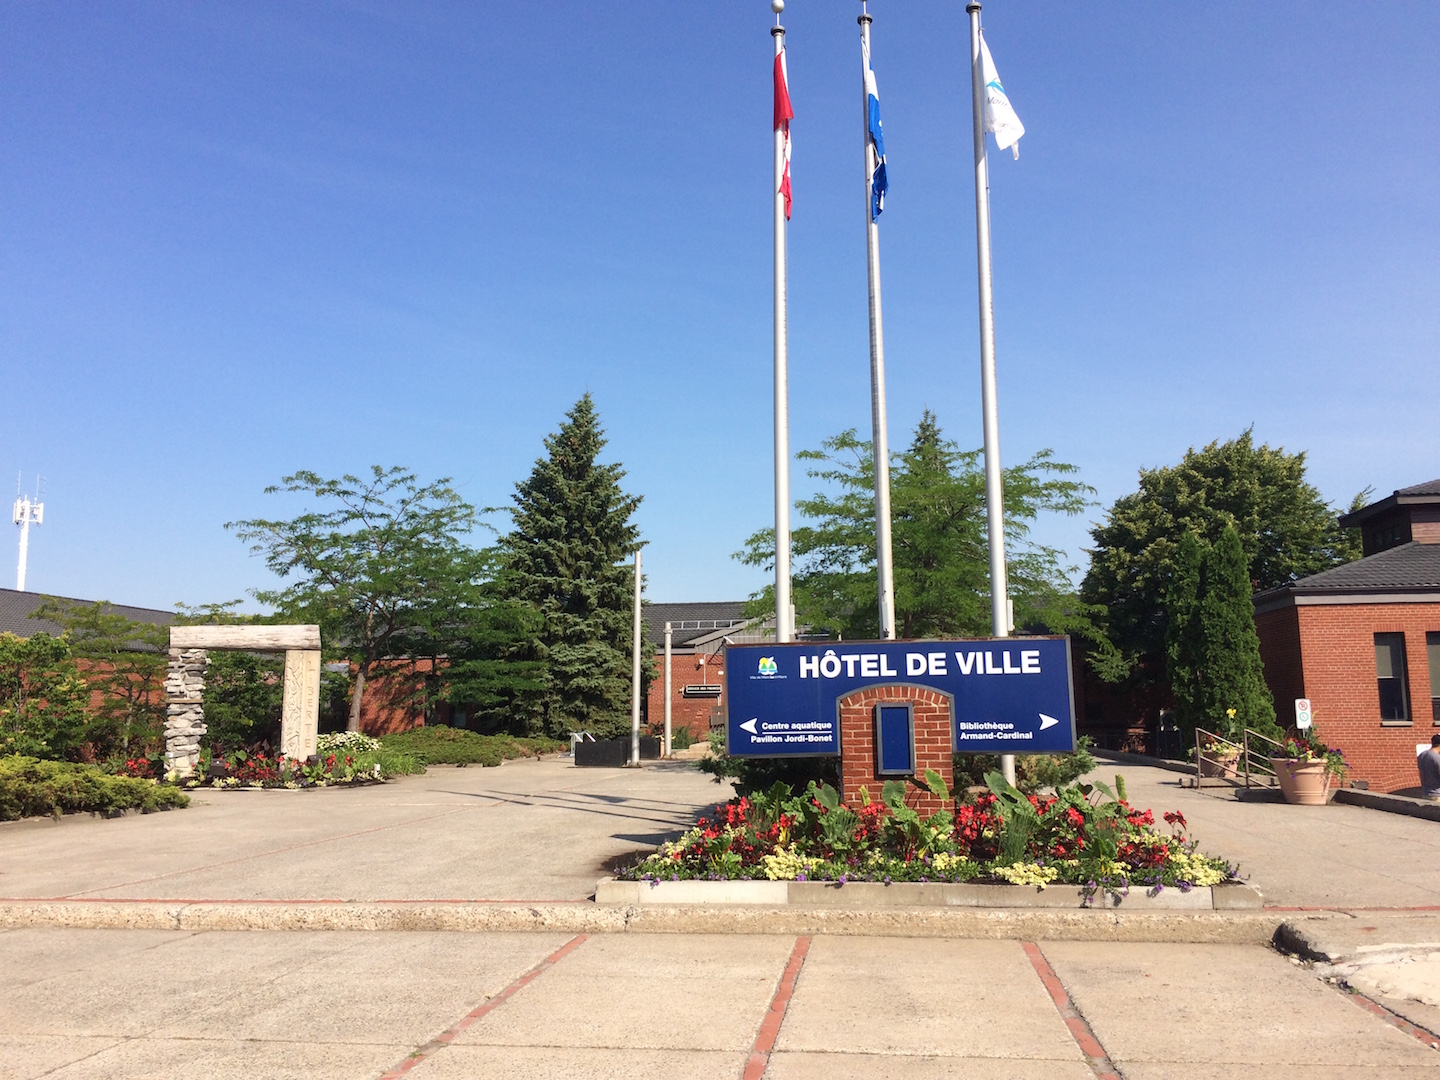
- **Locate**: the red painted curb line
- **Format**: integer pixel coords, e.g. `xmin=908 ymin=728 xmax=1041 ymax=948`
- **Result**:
xmin=743 ymin=935 xmax=811 ymax=1080
xmin=0 ymin=897 xmax=589 ymax=906
xmin=1022 ymin=941 xmax=1122 ymax=1080
xmin=1344 ymin=988 xmax=1440 ymax=1052
xmin=377 ymin=933 xmax=589 ymax=1078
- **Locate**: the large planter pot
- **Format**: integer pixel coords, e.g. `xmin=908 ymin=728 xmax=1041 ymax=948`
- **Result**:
xmin=1271 ymin=757 xmax=1332 ymax=805
xmin=1199 ymin=756 xmax=1240 ymax=779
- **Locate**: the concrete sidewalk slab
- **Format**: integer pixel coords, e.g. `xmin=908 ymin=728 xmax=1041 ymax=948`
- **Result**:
xmin=1044 ymin=940 xmax=1440 ymax=1073
xmin=452 ymin=934 xmax=791 ymax=1053
xmin=1277 ymin=915 xmax=1440 ymax=964
xmin=775 ymin=938 xmax=1082 ymax=1061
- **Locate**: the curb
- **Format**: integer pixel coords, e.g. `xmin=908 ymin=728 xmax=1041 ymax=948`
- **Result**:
xmin=595 ymin=878 xmax=1264 ymax=911
xmin=0 ymin=900 xmax=1308 ymax=942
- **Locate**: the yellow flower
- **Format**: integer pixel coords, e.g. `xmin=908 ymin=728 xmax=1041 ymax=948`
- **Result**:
xmin=1226 ymin=708 xmax=1237 ymax=719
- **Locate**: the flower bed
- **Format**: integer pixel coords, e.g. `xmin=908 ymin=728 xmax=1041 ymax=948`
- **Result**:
xmin=181 ymin=749 xmax=391 ymax=790
xmin=618 ymin=770 xmax=1237 ymax=902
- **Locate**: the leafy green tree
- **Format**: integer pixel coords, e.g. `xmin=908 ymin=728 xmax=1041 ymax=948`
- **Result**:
xmin=1083 ymin=430 xmax=1363 ymax=687
xmin=201 ymin=650 xmax=285 ymax=750
xmin=31 ymin=598 xmax=170 ymax=757
xmin=1197 ymin=526 xmax=1278 ymax=738
xmin=499 ymin=394 xmax=642 ymax=738
xmin=228 ymin=467 xmax=481 ymax=730
xmin=0 ymin=633 xmax=90 ymax=759
xmin=738 ymin=411 xmax=1096 ymax=641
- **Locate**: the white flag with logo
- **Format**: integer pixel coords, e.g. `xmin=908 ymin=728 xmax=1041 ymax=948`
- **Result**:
xmin=979 ymin=33 xmax=1024 ymax=159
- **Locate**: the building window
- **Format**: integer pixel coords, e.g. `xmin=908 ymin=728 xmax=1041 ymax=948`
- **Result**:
xmin=1428 ymin=632 xmax=1440 ymax=725
xmin=1375 ymin=632 xmax=1411 ymax=724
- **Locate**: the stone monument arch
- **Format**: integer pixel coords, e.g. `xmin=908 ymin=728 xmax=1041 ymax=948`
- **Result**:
xmin=165 ymin=624 xmax=322 ymax=775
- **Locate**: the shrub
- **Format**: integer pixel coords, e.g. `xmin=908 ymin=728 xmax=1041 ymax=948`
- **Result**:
xmin=0 ymin=755 xmax=190 ymax=821
xmin=696 ymin=730 xmax=838 ymax=797
xmin=378 ymin=727 xmax=565 ymax=767
xmin=0 ymin=633 xmax=90 ymax=760
xmin=316 ymin=731 xmax=381 ymax=755
xmin=953 ymin=737 xmax=1097 ymax=794
xmin=671 ymin=727 xmax=694 ymax=751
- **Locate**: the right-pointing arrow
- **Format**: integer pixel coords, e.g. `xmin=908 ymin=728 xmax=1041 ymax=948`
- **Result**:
xmin=1039 ymin=713 xmax=1059 ymax=730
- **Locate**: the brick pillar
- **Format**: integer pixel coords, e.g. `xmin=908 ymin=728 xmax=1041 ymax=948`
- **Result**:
xmin=838 ymin=685 xmax=954 ymax=817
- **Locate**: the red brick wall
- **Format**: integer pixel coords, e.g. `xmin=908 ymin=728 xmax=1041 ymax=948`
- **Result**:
xmin=1280 ymin=603 xmax=1439 ymax=793
xmin=645 ymin=651 xmax=722 ymax=741
xmin=838 ymin=685 xmax=954 ymax=817
xmin=357 ymin=658 xmax=442 ymax=736
xmin=1255 ymin=605 xmax=1305 ymax=714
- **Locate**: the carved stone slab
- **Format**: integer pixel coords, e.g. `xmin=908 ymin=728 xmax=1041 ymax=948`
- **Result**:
xmin=281 ymin=649 xmax=322 ymax=761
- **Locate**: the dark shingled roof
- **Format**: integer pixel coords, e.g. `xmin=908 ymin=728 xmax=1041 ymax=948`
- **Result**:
xmin=1254 ymin=542 xmax=1440 ymax=607
xmin=1398 ymin=479 xmax=1440 ymax=497
xmin=642 ymin=601 xmax=751 ymax=649
xmin=0 ymin=588 xmax=174 ymax=638
xmin=1338 ymin=478 xmax=1440 ymax=529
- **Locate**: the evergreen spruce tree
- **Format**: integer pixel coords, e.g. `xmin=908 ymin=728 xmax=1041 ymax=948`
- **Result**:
xmin=1163 ymin=530 xmax=1205 ymax=738
xmin=500 ymin=395 xmax=641 ymax=738
xmin=1197 ymin=526 xmax=1277 ymax=739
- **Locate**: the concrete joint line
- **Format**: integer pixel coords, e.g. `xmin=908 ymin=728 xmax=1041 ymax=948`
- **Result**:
xmin=1022 ymin=941 xmax=1123 ymax=1080
xmin=1340 ymin=985 xmax=1440 ymax=1053
xmin=743 ymin=935 xmax=811 ymax=1080
xmin=376 ymin=933 xmax=589 ymax=1078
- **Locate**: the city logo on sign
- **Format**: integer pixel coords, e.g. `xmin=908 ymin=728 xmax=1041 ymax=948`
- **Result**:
xmin=757 ymin=656 xmax=778 ymax=677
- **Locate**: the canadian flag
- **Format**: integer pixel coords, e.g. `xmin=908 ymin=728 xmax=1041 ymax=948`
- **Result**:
xmin=774 ymin=48 xmax=793 ymax=219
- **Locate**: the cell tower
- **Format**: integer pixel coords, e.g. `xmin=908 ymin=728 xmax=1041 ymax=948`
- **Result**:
xmin=13 ymin=474 xmax=44 ymax=592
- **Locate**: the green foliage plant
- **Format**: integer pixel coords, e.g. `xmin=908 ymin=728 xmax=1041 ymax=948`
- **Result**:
xmin=953 ymin=739 xmax=1097 ymax=794
xmin=736 ymin=413 xmax=1099 ymax=640
xmin=0 ymin=633 xmax=90 ymax=760
xmin=1082 ymin=429 xmax=1365 ymax=687
xmin=0 ymin=755 xmax=189 ymax=820
xmin=378 ymin=726 xmax=564 ymax=767
xmin=227 ymin=466 xmax=485 ymax=731
xmin=31 ymin=598 xmax=170 ymax=758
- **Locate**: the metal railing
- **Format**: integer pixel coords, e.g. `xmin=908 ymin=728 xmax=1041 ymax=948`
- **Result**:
xmin=1194 ymin=726 xmax=1281 ymax=790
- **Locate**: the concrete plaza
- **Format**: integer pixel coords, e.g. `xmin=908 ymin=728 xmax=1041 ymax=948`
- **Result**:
xmin=4 ymin=755 xmax=1440 ymax=1077
xmin=2 ymin=755 xmax=1439 ymax=909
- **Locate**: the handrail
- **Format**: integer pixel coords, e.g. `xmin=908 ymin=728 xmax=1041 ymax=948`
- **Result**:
xmin=1242 ymin=728 xmax=1282 ymax=789
xmin=1194 ymin=727 xmax=1243 ymax=789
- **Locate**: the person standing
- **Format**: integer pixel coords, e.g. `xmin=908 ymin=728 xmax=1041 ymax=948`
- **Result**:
xmin=1418 ymin=735 xmax=1440 ymax=800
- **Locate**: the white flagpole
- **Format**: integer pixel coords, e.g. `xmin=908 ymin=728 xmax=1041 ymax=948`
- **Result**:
xmin=772 ymin=0 xmax=793 ymax=643
xmin=630 ymin=548 xmax=643 ymax=766
xmin=967 ymin=1 xmax=1014 ymax=785
xmin=860 ymin=7 xmax=896 ymax=642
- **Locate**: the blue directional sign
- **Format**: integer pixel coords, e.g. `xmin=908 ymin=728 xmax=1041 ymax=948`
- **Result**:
xmin=723 ymin=637 xmax=1077 ymax=757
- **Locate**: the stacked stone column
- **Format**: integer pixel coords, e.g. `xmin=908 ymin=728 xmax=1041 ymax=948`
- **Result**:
xmin=164 ymin=648 xmax=208 ymax=776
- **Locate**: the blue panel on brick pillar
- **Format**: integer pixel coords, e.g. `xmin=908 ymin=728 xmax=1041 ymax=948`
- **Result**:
xmin=875 ymin=703 xmax=914 ymax=776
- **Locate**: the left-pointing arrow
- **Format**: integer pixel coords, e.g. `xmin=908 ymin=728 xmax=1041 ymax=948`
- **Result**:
xmin=740 ymin=718 xmax=759 ymax=735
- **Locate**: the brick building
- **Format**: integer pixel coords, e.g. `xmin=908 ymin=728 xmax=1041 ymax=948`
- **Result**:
xmin=1253 ymin=479 xmax=1440 ymax=793
xmin=641 ymin=602 xmax=766 ymax=743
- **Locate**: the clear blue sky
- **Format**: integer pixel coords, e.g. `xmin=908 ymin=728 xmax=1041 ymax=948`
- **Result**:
xmin=2 ymin=1 xmax=1436 ymax=610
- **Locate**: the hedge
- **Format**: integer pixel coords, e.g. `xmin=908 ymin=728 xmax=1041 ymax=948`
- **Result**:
xmin=0 ymin=755 xmax=190 ymax=821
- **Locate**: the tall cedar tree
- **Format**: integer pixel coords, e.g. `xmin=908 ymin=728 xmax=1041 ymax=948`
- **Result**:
xmin=501 ymin=395 xmax=641 ymax=738
xmin=1162 ymin=531 xmax=1205 ymax=737
xmin=1197 ymin=526 xmax=1278 ymax=738
xmin=1082 ymin=430 xmax=1363 ymax=687
xmin=1164 ymin=528 xmax=1278 ymax=742
xmin=738 ymin=411 xmax=1097 ymax=641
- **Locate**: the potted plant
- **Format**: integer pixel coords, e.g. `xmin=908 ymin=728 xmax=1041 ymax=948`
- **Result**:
xmin=1197 ymin=714 xmax=1243 ymax=779
xmin=1270 ymin=726 xmax=1346 ymax=805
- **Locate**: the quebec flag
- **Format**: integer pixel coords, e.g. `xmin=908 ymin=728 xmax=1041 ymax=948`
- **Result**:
xmin=863 ymin=36 xmax=888 ymax=220
xmin=979 ymin=32 xmax=1024 ymax=159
